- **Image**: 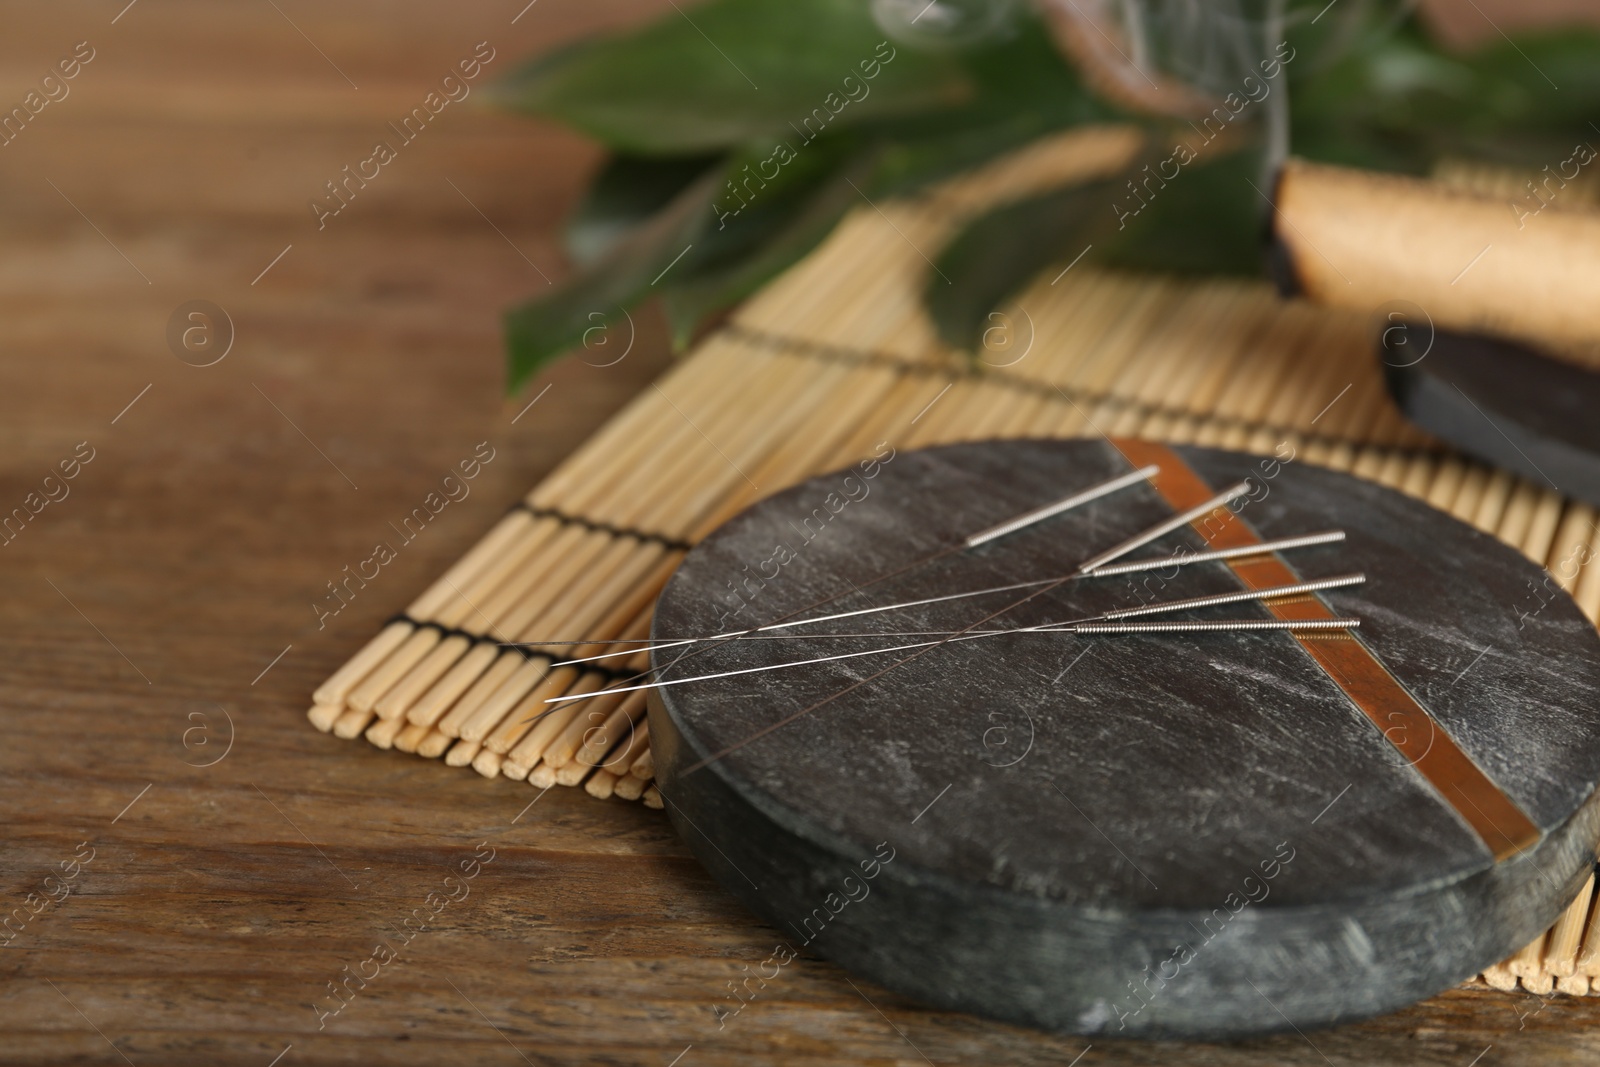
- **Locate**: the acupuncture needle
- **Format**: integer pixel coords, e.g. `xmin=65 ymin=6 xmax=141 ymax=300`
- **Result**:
xmin=682 ymin=484 xmax=1315 ymax=773
xmin=1095 ymin=571 xmax=1363 ymax=621
xmin=959 ymin=465 xmax=1161 ymax=547
xmin=539 ymin=616 xmax=1363 ymax=703
xmin=687 ymin=466 xmax=1158 ymax=625
xmin=541 ymin=612 xmax=1360 ymax=644
xmin=1086 ymin=528 xmax=1345 ymax=576
xmin=1075 ymin=480 xmax=1253 ymax=574
xmin=540 ymin=573 xmax=1366 ymax=704
xmin=507 ymin=464 xmax=1166 ymax=723
xmin=510 ymin=529 xmax=1346 ymax=666
xmin=1073 ymin=618 xmax=1359 ymax=634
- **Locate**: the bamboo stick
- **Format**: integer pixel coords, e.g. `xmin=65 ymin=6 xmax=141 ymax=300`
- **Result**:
xmin=347 ymin=518 xmax=563 ymax=722
xmin=406 ymin=511 xmax=537 ymax=620
xmin=372 ymin=634 xmax=473 ymax=720
xmin=1568 ymin=515 xmax=1600 ymax=623
xmin=392 ymin=355 xmax=844 ymax=748
xmin=544 ymin=687 xmax=634 ymax=772
xmin=393 ymin=721 xmax=431 ymax=755
xmin=483 ymin=530 xmax=625 ymax=637
xmin=1556 ymin=973 xmax=1592 ymax=996
xmin=307 ymin=703 xmax=343 ymax=732
xmin=585 ymin=769 xmax=620 ymax=800
xmin=570 ymin=559 xmax=681 ymax=661
xmin=436 ymin=656 xmax=542 ymax=740
xmin=311 ymin=620 xmax=412 ymax=708
xmin=1516 ymin=487 xmax=1564 ymax=565
xmin=527 ymin=333 xmax=742 ymax=509
xmin=1397 ymin=451 xmax=1436 ymax=501
xmin=617 ymin=609 xmax=657 ymax=676
xmin=629 ymin=742 xmax=656 ymax=782
xmin=584 ymin=350 xmax=817 ymax=533
xmin=416 ymin=728 xmax=452 ymax=760
xmin=1473 ymin=469 xmax=1518 ymax=537
xmin=741 ymin=204 xmax=939 ymax=351
xmin=332 ymin=704 xmax=376 ymax=740
xmin=517 ymin=544 xmax=668 ymax=653
xmin=614 ymin=771 xmax=647 ymax=802
xmin=462 ymin=663 xmax=580 ymax=744
xmin=490 ymin=669 xmax=614 ymax=761
xmin=444 ymin=738 xmax=481 ymax=768
xmin=570 ymin=691 xmax=650 ymax=772
xmin=471 ymin=748 xmax=503 ymax=779
xmin=496 ymin=536 xmax=646 ymax=647
xmin=403 ymin=642 xmax=507 ymax=729
xmin=1546 ymin=873 xmax=1595 ymax=978
xmin=364 ymin=714 xmax=405 ymax=750
xmin=1182 ymin=289 xmax=1282 ymax=417
xmin=421 ymin=515 xmax=566 ymax=632
xmin=1001 ymin=272 xmax=1107 ymax=390
xmin=654 ymin=363 xmax=856 ymax=538
xmin=1481 ymin=961 xmax=1519 ymax=992
xmin=497 ymin=671 xmax=600 ymax=771
xmin=1425 ymin=457 xmax=1468 ymax=513
xmin=1548 ymin=505 xmax=1596 ymax=594
xmin=459 ymin=521 xmax=592 ymax=634
xmin=1510 ymin=931 xmax=1550 ymax=979
xmin=903 ymin=380 xmax=982 ymax=451
xmin=1213 ymin=311 xmax=1320 ymax=451
xmin=429 ymin=652 xmax=542 ymax=734
xmin=1576 ymin=884 xmax=1600 ymax=978
xmin=670 ymin=359 xmax=900 ymax=542
xmin=1523 ymin=969 xmax=1555 ymax=995
xmin=345 ymin=627 xmax=442 ymax=713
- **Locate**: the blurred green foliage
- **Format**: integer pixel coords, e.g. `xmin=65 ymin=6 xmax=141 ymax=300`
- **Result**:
xmin=494 ymin=0 xmax=1600 ymax=390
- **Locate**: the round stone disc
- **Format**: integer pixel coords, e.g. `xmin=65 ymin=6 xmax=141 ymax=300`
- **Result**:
xmin=647 ymin=438 xmax=1600 ymax=1039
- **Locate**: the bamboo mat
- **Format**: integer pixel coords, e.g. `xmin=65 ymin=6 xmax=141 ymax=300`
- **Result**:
xmin=308 ymin=127 xmax=1600 ymax=996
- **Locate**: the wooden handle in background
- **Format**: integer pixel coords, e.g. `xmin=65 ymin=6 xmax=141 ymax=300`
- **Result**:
xmin=1274 ymin=157 xmax=1600 ymax=349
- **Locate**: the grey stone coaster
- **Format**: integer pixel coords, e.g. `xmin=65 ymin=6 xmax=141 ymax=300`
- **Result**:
xmin=647 ymin=438 xmax=1600 ymax=1039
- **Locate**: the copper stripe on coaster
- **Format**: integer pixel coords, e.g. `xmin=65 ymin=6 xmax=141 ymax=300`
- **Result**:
xmin=1111 ymin=437 xmax=1541 ymax=861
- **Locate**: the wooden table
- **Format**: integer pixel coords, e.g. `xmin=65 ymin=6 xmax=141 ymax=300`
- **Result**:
xmin=1 ymin=2 xmax=1596 ymax=1064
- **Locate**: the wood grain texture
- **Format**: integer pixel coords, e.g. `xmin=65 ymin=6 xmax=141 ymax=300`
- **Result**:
xmin=1 ymin=1 xmax=1599 ymax=1064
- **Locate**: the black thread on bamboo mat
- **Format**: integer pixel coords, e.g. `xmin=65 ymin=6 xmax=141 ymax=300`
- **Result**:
xmin=504 ymin=502 xmax=693 ymax=552
xmin=492 ymin=634 xmax=643 ymax=684
xmin=539 ymin=652 xmax=641 ymax=684
xmin=383 ymin=615 xmax=645 ymax=684
xmin=382 ymin=617 xmax=480 ymax=644
xmin=721 ymin=322 xmax=1453 ymax=463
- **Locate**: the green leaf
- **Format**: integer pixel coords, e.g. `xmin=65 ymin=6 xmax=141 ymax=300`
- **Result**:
xmin=928 ymin=140 xmax=1269 ymax=352
xmin=1095 ymin=145 xmax=1268 ymax=277
xmin=566 ymin=153 xmax=724 ymax=267
xmin=927 ymin=168 xmax=1131 ymax=352
xmin=504 ymin=167 xmax=723 ymax=393
xmin=492 ymin=0 xmax=971 ymax=154
xmin=1287 ymin=14 xmax=1600 ymax=173
xmin=661 ymin=149 xmax=879 ymax=349
xmin=868 ymin=11 xmax=1118 ymax=196
xmin=676 ymin=133 xmax=861 ymax=277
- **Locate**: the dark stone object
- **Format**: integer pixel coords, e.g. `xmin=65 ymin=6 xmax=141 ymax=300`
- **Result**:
xmin=648 ymin=439 xmax=1600 ymax=1039
xmin=1382 ymin=325 xmax=1600 ymax=509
